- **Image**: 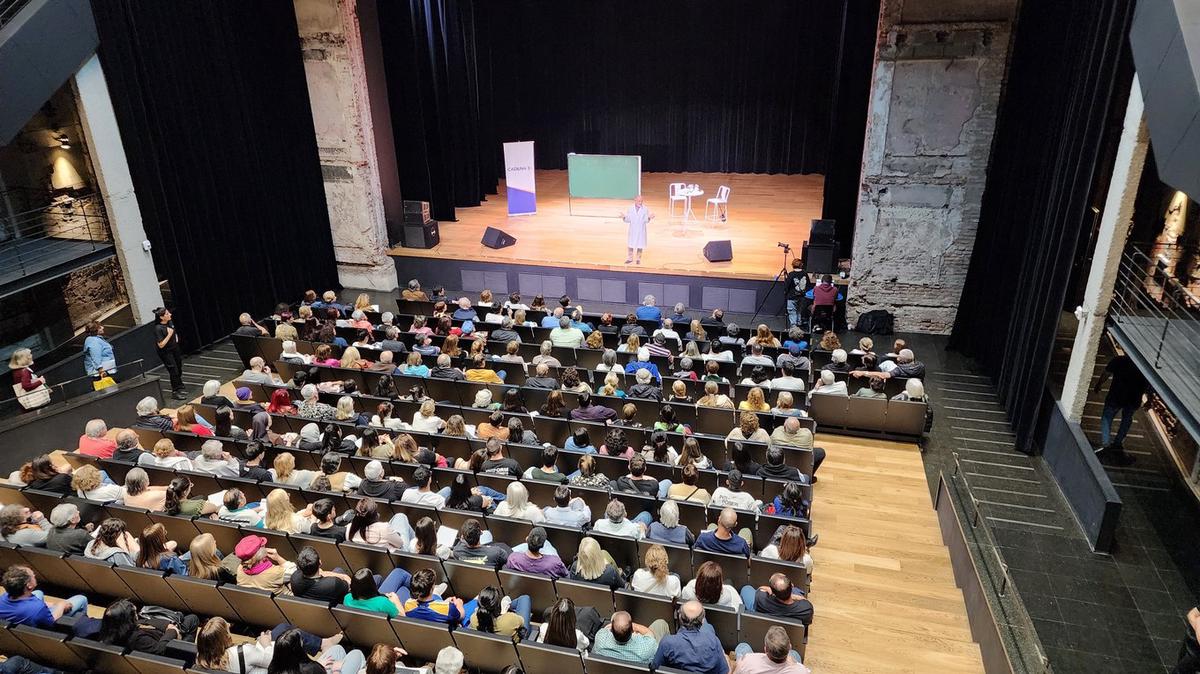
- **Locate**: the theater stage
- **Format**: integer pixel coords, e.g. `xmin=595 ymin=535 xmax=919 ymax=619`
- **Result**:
xmin=389 ymin=170 xmax=824 ymax=282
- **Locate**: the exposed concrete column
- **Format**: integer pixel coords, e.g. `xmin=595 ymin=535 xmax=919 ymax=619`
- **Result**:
xmin=849 ymin=0 xmax=1018 ymax=333
xmin=72 ymin=53 xmax=165 ymax=323
xmin=1060 ymin=77 xmax=1149 ymax=422
xmin=294 ymin=0 xmax=400 ymax=292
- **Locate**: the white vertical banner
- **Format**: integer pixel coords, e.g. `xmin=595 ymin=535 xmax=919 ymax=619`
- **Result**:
xmin=503 ymin=141 xmax=536 ymax=216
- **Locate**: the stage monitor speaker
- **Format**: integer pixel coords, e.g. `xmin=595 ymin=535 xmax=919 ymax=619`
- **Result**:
xmin=810 ymin=219 xmax=836 ymax=245
xmin=404 ymin=220 xmax=440 ymax=249
xmin=403 ymin=200 xmax=431 ymax=223
xmin=703 ymin=240 xmax=733 ymax=262
xmin=481 ymin=226 xmax=517 ymax=250
xmin=803 ymin=241 xmax=837 ymax=274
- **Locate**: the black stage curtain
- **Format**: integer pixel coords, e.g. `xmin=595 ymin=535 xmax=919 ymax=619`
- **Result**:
xmin=91 ymin=0 xmax=337 ymax=351
xmin=948 ymin=0 xmax=1135 ymax=453
xmin=380 ymin=0 xmax=872 ymax=226
xmin=377 ymin=0 xmax=498 ymax=222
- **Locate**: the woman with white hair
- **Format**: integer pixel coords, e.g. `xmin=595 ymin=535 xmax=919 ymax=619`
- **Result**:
xmin=279 ymin=341 xmax=311 ymax=365
xmin=493 ymin=482 xmax=544 ymax=523
xmin=472 ymin=389 xmax=500 ymax=410
xmin=822 ymin=348 xmax=850 ymax=374
xmin=296 ymin=384 xmax=335 ymax=421
xmin=200 ymin=380 xmax=235 ymax=408
xmin=9 ymin=348 xmax=48 ymax=410
xmin=892 ymin=377 xmax=927 ymax=402
xmin=595 ymin=349 xmax=620 ymax=373
xmin=530 ymin=341 xmax=561 ymax=369
xmin=628 ymin=367 xmax=662 ymax=401
xmin=410 ymin=399 xmax=444 ymax=433
xmin=334 ymin=396 xmax=369 ymax=426
xmin=808 ymin=369 xmax=848 ymax=401
xmin=120 ymin=468 xmax=169 ymax=510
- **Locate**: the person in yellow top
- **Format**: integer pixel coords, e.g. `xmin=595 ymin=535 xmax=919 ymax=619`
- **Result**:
xmin=464 ymin=354 xmax=505 ymax=383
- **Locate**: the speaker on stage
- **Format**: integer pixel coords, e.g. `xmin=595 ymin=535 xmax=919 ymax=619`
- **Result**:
xmin=482 ymin=226 xmax=517 ymax=250
xmin=703 ymin=240 xmax=733 ymax=262
xmin=803 ymin=241 xmax=837 ymax=274
xmin=810 ymin=219 xmax=836 ymax=245
xmin=403 ymin=200 xmax=431 ymax=224
xmin=404 ymin=219 xmax=440 ymax=249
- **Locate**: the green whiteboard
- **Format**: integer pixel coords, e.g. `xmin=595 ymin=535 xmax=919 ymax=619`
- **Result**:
xmin=567 ymin=153 xmax=642 ymax=199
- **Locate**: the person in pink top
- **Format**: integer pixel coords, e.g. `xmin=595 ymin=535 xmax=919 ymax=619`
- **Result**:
xmin=77 ymin=419 xmax=118 ymax=459
xmin=733 ymin=626 xmax=810 ymax=674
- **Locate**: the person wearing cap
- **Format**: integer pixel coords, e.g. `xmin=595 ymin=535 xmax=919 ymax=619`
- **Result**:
xmin=233 ymin=387 xmax=266 ymax=414
xmin=503 ymin=527 xmax=568 ymax=578
xmin=45 ymin=504 xmax=93 ymax=555
xmin=234 ymin=535 xmax=296 ymax=595
xmin=624 ymin=347 xmax=662 ymax=383
xmin=357 ymin=460 xmax=407 ymax=501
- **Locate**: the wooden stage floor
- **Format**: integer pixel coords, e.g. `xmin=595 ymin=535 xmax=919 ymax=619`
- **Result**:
xmin=803 ymin=434 xmax=983 ymax=673
xmin=389 ymin=170 xmax=823 ymax=281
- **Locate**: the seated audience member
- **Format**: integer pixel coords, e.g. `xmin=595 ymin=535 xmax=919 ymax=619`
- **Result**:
xmin=770 ymin=361 xmax=806 ymax=392
xmin=262 ymin=488 xmax=314 ymax=534
xmin=636 ymin=294 xmax=662 ymax=323
xmin=504 ymin=527 xmax=568 ymax=578
xmin=410 ymin=399 xmax=444 ymax=433
xmin=193 ymin=439 xmax=239 ymax=476
xmin=471 ymin=585 xmax=533 ymax=642
xmin=429 ymin=354 xmax=465 ymax=381
xmin=240 ymin=357 xmax=278 ymax=384
xmin=739 ymin=386 xmax=771 ymax=413
xmin=808 ymin=369 xmax=848 ymax=399
xmin=601 ymin=427 xmax=635 ymax=459
xmin=892 ymin=377 xmax=927 ymax=402
xmin=348 ymin=498 xmax=412 ymax=550
xmin=78 ymin=418 xmax=117 ymax=458
xmin=719 ymin=323 xmax=745 ymax=353
xmin=818 ymin=331 xmax=841 ymax=352
xmin=234 ymin=534 xmax=295 ymax=594
xmin=279 ymin=340 xmax=312 ymax=365
xmin=531 ymin=340 xmax=561 ymax=369
xmin=493 ymin=481 xmax=544 ymax=522
xmin=560 ymin=366 xmax=591 ymax=394
xmin=542 ymin=485 xmax=592 ymax=527
xmin=201 ymin=379 xmax=237 ymax=408
xmin=564 ymin=427 xmax=597 ymax=453
xmin=0 ymin=565 xmax=88 ymax=627
xmin=665 ymin=464 xmax=711 ymax=504
xmin=480 ymin=437 xmax=521 ymax=476
xmin=769 ymin=418 xmax=826 ymax=477
xmin=643 ymin=429 xmax=680 ymax=464
xmin=120 ymin=467 xmax=169 ymax=510
xmin=569 ymin=391 xmax=617 ymax=422
xmin=593 ymin=609 xmax=667 ymax=665
xmin=855 ymin=376 xmax=888 ymax=399
xmin=569 ymin=536 xmax=625 ymax=590
xmin=535 ymin=597 xmax=592 ymax=653
xmin=671 ymin=358 xmax=698 ymax=384
xmin=524 ymin=446 xmax=568 ymax=483
xmin=725 ymin=441 xmax=763 ymax=476
xmin=822 ymin=349 xmax=850 ymax=374
xmin=868 ymin=347 xmax=926 ymax=379
xmin=136 ymin=523 xmax=187 ymax=575
xmin=646 ymin=332 xmax=673 ymax=359
xmin=768 ymin=482 xmax=812 ymax=524
xmin=508 ymin=417 xmax=539 ymax=445
xmin=733 ymin=625 xmax=810 ymax=674
xmin=570 ymin=454 xmax=609 ymax=488
xmin=442 ymin=472 xmax=496 ymax=513
xmin=697 ymin=381 xmax=735 ymax=409
xmin=771 ymin=391 xmax=805 ymax=418
xmin=777 ymin=341 xmax=811 ymax=374
xmin=702 ymin=359 xmax=729 ymax=383
xmin=681 ymin=560 xmax=743 ymax=610
xmin=465 ymin=354 xmax=505 ymax=384
xmin=233 ymin=387 xmax=266 ymax=414
xmin=451 ymin=297 xmax=479 ymax=322
xmin=218 ymin=488 xmax=265 ymax=526
xmin=741 ymin=572 xmax=814 ymax=623
xmin=710 ymin=470 xmax=761 ymax=510
xmin=612 ymin=455 xmax=660 ymax=497
xmin=271 ymin=451 xmax=316 ymax=487
xmin=632 ymin=544 xmax=682 ymax=598
xmin=652 ymin=600 xmax=728 ymax=674
xmin=696 ymin=508 xmax=752 ymax=556
xmin=187 ymin=535 xmax=235 ymax=584
xmin=451 ymin=519 xmax=511 ymax=568
xmin=18 ymin=455 xmax=72 ymax=494
xmin=761 ymin=524 xmax=814 ymax=578
xmin=46 ymin=504 xmax=93 ymax=554
xmin=401 ymin=279 xmax=429 ymax=301
xmin=740 ymin=344 xmax=775 ymax=375
xmin=164 ymin=475 xmax=219 ymax=517
xmin=654 ymin=318 xmax=683 ymax=349
xmin=85 ymin=518 xmax=139 ymax=566
xmin=625 ymin=347 xmax=662 ymax=382
xmin=234 ymin=312 xmax=269 ymax=337
xmin=111 ymin=429 xmax=147 ymax=463
xmin=400 ymin=465 xmax=444 ymax=507
xmin=727 ymin=410 xmax=770 ymax=446
xmin=596 ymin=349 xmax=621 ymax=374
xmin=133 ymin=396 xmax=174 ymax=432
xmin=297 ymin=384 xmax=337 ymax=421
xmin=593 ymin=499 xmax=649 ymax=540
xmin=648 ymin=500 xmax=694 ymax=546
xmin=404 ymin=567 xmax=465 ymax=627
xmin=526 ymin=362 xmax=559 ymax=389
xmin=307 ymin=499 xmax=347 ymax=543
xmin=628 ymin=367 xmax=662 ymax=400
xmin=0 ymin=504 xmax=49 ymax=546
xmin=677 ymin=436 xmax=712 ymax=470
xmin=344 ymin=568 xmax=409 ymax=616
xmin=550 ymin=316 xmax=585 ymax=348
xmin=758 ymin=445 xmax=806 ymax=484
xmin=619 ymin=313 xmax=647 ymax=338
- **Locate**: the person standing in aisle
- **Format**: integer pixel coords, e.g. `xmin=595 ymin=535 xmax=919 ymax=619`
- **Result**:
xmin=1092 ymin=352 xmax=1147 ymax=466
xmin=154 ymin=307 xmax=187 ymax=400
xmin=621 ymin=195 xmax=654 ymax=266
xmin=784 ymin=259 xmax=807 ymax=328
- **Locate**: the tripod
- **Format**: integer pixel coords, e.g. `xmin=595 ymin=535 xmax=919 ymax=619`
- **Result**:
xmin=750 ymin=245 xmax=794 ymax=326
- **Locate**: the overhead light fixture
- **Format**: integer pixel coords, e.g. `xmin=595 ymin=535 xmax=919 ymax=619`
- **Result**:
xmin=56 ymin=133 xmax=70 ymax=149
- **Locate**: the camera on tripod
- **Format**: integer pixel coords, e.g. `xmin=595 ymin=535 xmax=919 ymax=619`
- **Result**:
xmin=777 ymin=241 xmax=791 ymax=251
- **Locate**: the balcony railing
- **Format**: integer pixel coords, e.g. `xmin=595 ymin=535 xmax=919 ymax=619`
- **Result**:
xmin=0 ymin=192 xmax=112 ymax=277
xmin=0 ymin=0 xmax=32 ymax=30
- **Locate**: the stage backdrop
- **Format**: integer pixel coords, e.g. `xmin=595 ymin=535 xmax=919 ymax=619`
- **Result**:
xmin=92 ymin=0 xmax=338 ymax=350
xmin=379 ymin=0 xmax=875 ymax=230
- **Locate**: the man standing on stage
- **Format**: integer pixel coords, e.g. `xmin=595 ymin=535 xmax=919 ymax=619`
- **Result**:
xmin=154 ymin=307 xmax=187 ymax=400
xmin=621 ymin=195 xmax=654 ymax=265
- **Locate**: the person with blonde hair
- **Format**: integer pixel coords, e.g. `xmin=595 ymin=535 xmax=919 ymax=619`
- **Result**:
xmin=617 ymin=333 xmax=641 ymax=354
xmin=270 ymin=452 xmax=316 ymax=487
xmin=631 ymin=544 xmax=681 ymax=597
xmin=72 ymin=463 xmax=122 ymax=501
xmin=262 ymin=489 xmax=313 ymax=534
xmin=738 ymin=386 xmax=770 ymax=412
xmin=770 ymin=390 xmax=805 ymax=418
xmin=188 ymin=533 xmax=233 ymax=582
xmin=851 ymin=336 xmax=874 ymax=356
xmin=140 ymin=438 xmax=193 ymax=470
xmin=727 ymin=411 xmax=770 ymax=446
xmin=696 ymin=380 xmax=734 ymax=409
xmin=493 ymin=481 xmax=544 ymax=522
xmin=9 ymin=347 xmax=48 ymax=410
xmin=410 ymin=399 xmax=443 ymax=433
xmin=668 ymin=379 xmax=693 ymax=404
xmin=748 ymin=324 xmax=780 ymax=348
xmin=335 ymin=396 xmax=368 ymax=425
xmin=600 ymin=371 xmax=626 ymax=398
xmin=339 ymin=346 xmax=369 ymax=370
xmin=569 ymin=536 xmax=624 ymax=590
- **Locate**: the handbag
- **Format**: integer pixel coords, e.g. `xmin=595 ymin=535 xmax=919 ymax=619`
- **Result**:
xmin=93 ymin=376 xmax=117 ymax=391
xmin=12 ymin=373 xmax=50 ymax=410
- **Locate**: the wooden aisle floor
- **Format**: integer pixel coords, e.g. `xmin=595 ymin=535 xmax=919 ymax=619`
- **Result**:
xmin=803 ymin=434 xmax=983 ymax=674
xmin=388 ymin=170 xmax=824 ymax=281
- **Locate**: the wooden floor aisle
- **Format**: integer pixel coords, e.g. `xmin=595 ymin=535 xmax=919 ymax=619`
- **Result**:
xmin=802 ymin=435 xmax=983 ymax=674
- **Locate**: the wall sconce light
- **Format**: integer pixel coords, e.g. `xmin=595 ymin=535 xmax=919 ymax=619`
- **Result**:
xmin=56 ymin=133 xmax=70 ymax=149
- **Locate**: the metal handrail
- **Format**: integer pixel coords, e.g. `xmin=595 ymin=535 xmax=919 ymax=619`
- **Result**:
xmin=0 ymin=193 xmax=111 ymax=277
xmin=10 ymin=359 xmax=148 ymax=413
xmin=0 ymin=0 xmax=32 ymax=28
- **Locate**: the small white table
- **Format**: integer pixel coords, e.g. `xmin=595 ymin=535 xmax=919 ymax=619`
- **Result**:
xmin=678 ymin=186 xmax=704 ymax=223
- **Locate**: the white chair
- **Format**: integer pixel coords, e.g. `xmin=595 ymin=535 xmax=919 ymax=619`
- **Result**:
xmin=668 ymin=183 xmax=687 ymax=217
xmin=705 ymin=185 xmax=730 ymax=221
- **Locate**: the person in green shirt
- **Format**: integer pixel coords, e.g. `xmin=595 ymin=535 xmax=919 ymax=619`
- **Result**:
xmin=592 ymin=610 xmax=667 ymax=665
xmin=343 ymin=568 xmax=406 ymax=617
xmin=164 ymin=476 xmax=218 ymax=518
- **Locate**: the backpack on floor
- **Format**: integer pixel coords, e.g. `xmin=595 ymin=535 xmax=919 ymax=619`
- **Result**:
xmin=855 ymin=310 xmax=895 ymax=335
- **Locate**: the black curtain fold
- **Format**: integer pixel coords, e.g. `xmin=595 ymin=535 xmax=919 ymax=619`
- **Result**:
xmin=948 ymin=0 xmax=1135 ymax=452
xmin=380 ymin=0 xmax=873 ymax=227
xmin=91 ymin=0 xmax=338 ymax=351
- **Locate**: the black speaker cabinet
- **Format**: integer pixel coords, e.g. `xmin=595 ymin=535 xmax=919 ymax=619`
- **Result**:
xmin=810 ymin=219 xmax=836 ymax=245
xmin=404 ymin=220 xmax=440 ymax=249
xmin=403 ymin=200 xmax=431 ymax=224
xmin=803 ymin=241 xmax=837 ymax=274
xmin=703 ymin=240 xmax=733 ymax=262
xmin=481 ymin=226 xmax=517 ymax=250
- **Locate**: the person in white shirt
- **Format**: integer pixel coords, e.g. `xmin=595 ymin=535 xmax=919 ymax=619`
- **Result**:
xmin=140 ymin=438 xmax=194 ymax=471
xmin=769 ymin=361 xmax=806 ymax=392
xmin=630 ymin=544 xmax=682 ymax=598
xmin=680 ymin=560 xmax=743 ymax=610
xmin=192 ymin=440 xmax=240 ymax=477
xmin=620 ymin=194 xmax=654 ymax=265
xmin=652 ymin=319 xmax=682 ymax=350
xmin=708 ymin=470 xmax=761 ymax=510
xmin=400 ymin=465 xmax=447 ymax=508
xmin=808 ymin=369 xmax=848 ymax=401
xmin=493 ymin=481 xmax=545 ymax=523
xmin=591 ymin=500 xmax=645 ymax=539
xmin=410 ymin=399 xmax=444 ymax=433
